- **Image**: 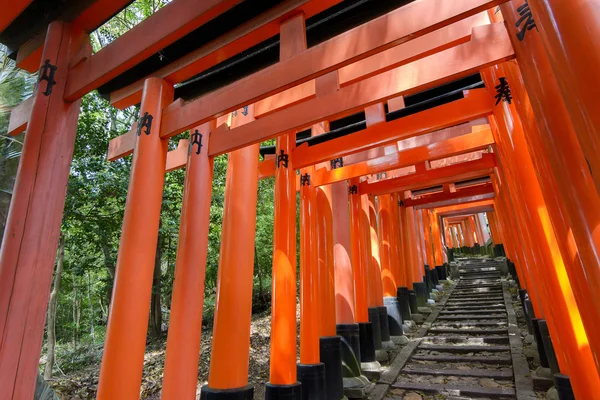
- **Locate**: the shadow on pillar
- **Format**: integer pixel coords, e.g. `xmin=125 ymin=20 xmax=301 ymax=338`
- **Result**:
xmin=319 ymin=336 xmax=344 ymax=400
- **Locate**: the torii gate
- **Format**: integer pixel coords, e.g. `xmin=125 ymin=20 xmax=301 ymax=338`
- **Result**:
xmin=2 ymin=0 xmax=600 ymax=399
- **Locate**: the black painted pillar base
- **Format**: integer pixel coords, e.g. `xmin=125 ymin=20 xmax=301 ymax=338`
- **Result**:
xmin=554 ymin=374 xmax=575 ymax=400
xmin=396 ymin=287 xmax=412 ymax=320
xmin=531 ymin=318 xmax=550 ymax=368
xmin=424 ymin=265 xmax=434 ymax=293
xmin=319 ymin=336 xmax=344 ymax=400
xmin=336 ymin=324 xmax=362 ymax=378
xmin=435 ymin=265 xmax=447 ymax=281
xmin=524 ymin=299 xmax=535 ymax=334
xmin=431 ymin=268 xmax=439 ymax=287
xmin=358 ymin=322 xmax=376 ymax=363
xmin=377 ymin=306 xmax=391 ymax=344
xmin=200 ymin=385 xmax=254 ymax=399
xmin=408 ymin=290 xmax=419 ymax=314
xmin=265 ymin=381 xmax=302 ymax=400
xmin=537 ymin=319 xmax=561 ymax=375
xmin=413 ymin=282 xmax=429 ymax=307
xmin=518 ymin=289 xmax=528 ymax=312
xmin=296 ymin=363 xmax=325 ymax=400
xmin=383 ymin=296 xmax=403 ymax=336
xmin=368 ymin=307 xmax=382 ymax=350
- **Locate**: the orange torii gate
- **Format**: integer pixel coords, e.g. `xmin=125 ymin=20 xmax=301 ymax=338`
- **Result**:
xmin=2 ymin=0 xmax=600 ymax=399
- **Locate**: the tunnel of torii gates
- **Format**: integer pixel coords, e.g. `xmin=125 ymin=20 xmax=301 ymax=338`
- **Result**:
xmin=2 ymin=0 xmax=600 ymax=398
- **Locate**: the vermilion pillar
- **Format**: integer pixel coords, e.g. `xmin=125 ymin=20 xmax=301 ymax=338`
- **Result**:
xmin=378 ymin=194 xmax=404 ymax=336
xmin=430 ymin=211 xmax=445 ymax=264
xmin=422 ymin=210 xmax=435 ymax=267
xmin=316 ymin=185 xmax=336 ymax=338
xmin=526 ymin=0 xmax=600 ymax=194
xmin=490 ymin=133 xmax=543 ymax=317
xmin=268 ymin=130 xmax=301 ymax=396
xmin=389 ymin=193 xmax=403 ymax=286
xmin=500 ymin=0 xmax=600 ymax=378
xmin=201 ymin=108 xmax=260 ymax=398
xmin=487 ymin=211 xmax=500 ymax=243
xmin=349 ymin=179 xmax=369 ymax=324
xmin=377 ymin=194 xmax=397 ymax=297
xmin=315 ymin=183 xmax=344 ymax=400
xmin=162 ymin=121 xmax=215 ymax=400
xmin=0 ymin=22 xmax=87 ymax=399
xmin=483 ymin=67 xmax=600 ymax=396
xmin=332 ymin=179 xmax=366 ymax=384
xmin=367 ymin=196 xmax=384 ymax=307
xmin=349 ymin=180 xmax=378 ymax=370
xmin=97 ymin=77 xmax=172 ymax=400
xmin=270 ymin=11 xmax=306 ymax=397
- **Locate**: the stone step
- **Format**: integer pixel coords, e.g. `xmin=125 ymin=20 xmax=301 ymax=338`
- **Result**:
xmin=446 ymin=297 xmax=504 ymax=302
xmin=401 ymin=366 xmax=513 ymax=379
xmin=432 ymin=321 xmax=508 ymax=327
xmin=418 ymin=344 xmax=510 ymax=353
xmin=422 ymin=336 xmax=509 ymax=345
xmin=410 ymin=354 xmax=513 ymax=365
xmin=452 ymin=288 xmax=503 ymax=292
xmin=440 ymin=309 xmax=507 ymax=315
xmin=391 ymin=382 xmax=516 ymax=398
xmin=450 ymin=293 xmax=504 ymax=299
xmin=444 ymin=305 xmax=505 ymax=311
xmin=437 ymin=315 xmax=507 ymax=321
xmin=427 ymin=328 xmax=508 ymax=335
xmin=460 ymin=274 xmax=502 ymax=279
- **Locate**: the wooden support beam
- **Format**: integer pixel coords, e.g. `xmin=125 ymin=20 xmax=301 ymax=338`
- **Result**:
xmin=405 ymin=183 xmax=495 ymax=207
xmin=0 ymin=0 xmax=33 ymax=33
xmin=110 ymin=0 xmax=343 ymax=109
xmin=436 ymin=199 xmax=495 ymax=217
xmin=15 ymin=0 xmax=135 ymax=72
xmin=254 ymin=13 xmax=490 ymax=118
xmin=206 ymin=23 xmax=511 ymax=156
xmin=7 ymin=96 xmax=33 ymax=136
xmin=159 ymin=0 xmax=508 ymax=138
xmin=165 ymin=139 xmax=190 ymax=172
xmin=107 ymin=125 xmax=136 ymax=161
xmin=65 ymin=0 xmax=245 ymax=101
xmin=291 ymin=89 xmax=493 ymax=169
xmin=311 ymin=128 xmax=494 ymax=186
xmin=359 ymin=153 xmax=496 ymax=196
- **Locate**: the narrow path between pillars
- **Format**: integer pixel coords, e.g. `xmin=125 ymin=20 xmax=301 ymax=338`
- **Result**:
xmin=371 ymin=257 xmax=536 ymax=400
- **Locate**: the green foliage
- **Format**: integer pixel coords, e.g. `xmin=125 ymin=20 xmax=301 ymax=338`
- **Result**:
xmin=90 ymin=0 xmax=172 ymax=51
xmin=0 ymin=5 xmax=278 ymax=376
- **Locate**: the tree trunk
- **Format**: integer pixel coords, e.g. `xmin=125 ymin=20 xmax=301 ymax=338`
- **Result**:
xmin=87 ymin=272 xmax=95 ymax=342
xmin=100 ymin=241 xmax=115 ymax=308
xmin=44 ymin=234 xmax=65 ymax=379
xmin=149 ymin=230 xmax=162 ymax=338
xmin=255 ymin=244 xmax=264 ymax=303
xmin=72 ymin=277 xmax=80 ymax=348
